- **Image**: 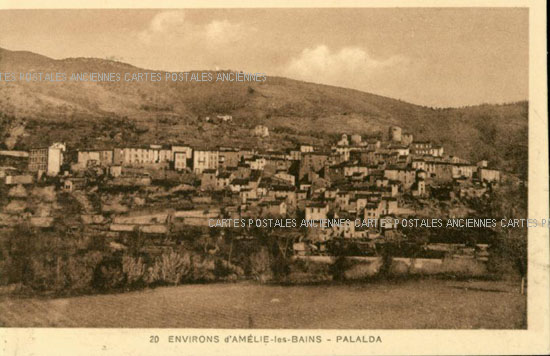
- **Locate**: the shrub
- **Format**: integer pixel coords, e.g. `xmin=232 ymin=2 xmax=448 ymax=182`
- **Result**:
xmin=270 ymin=255 xmax=291 ymax=281
xmin=342 ymin=259 xmax=382 ymax=280
xmin=155 ymin=251 xmax=192 ymax=285
xmin=144 ymin=262 xmax=161 ymax=286
xmin=249 ymin=248 xmax=272 ymax=282
xmin=64 ymin=251 xmax=104 ymax=292
xmin=122 ymin=255 xmax=146 ymax=286
xmin=287 ymin=258 xmax=332 ymax=283
xmin=214 ymin=259 xmax=245 ymax=281
xmin=213 ymin=259 xmax=233 ymax=278
xmin=330 ymin=256 xmax=354 ymax=281
xmin=92 ymin=257 xmax=125 ymax=291
xmin=28 ymin=258 xmax=58 ymax=292
xmin=188 ymin=255 xmax=215 ymax=282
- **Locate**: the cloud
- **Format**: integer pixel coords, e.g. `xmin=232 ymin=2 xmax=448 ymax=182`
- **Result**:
xmin=136 ymin=15 xmax=407 ymax=91
xmin=205 ymin=19 xmax=247 ymax=44
xmin=138 ymin=11 xmax=186 ymax=43
xmin=138 ymin=11 xmax=250 ymax=47
xmin=135 ymin=11 xmax=259 ymax=71
xmin=283 ymin=45 xmax=407 ymax=90
xmin=150 ymin=11 xmax=186 ymax=33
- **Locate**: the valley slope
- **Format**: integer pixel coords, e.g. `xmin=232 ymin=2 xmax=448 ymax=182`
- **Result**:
xmin=0 ymin=47 xmax=527 ymax=177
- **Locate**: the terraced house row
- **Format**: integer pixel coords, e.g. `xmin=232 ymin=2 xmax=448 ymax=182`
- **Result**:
xmin=1 ymin=125 xmax=502 ymax=254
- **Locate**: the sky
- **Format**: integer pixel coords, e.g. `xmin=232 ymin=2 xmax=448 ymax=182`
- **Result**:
xmin=0 ymin=8 xmax=528 ymax=107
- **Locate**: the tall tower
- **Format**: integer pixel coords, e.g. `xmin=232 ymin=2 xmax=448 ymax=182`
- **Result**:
xmin=389 ymin=126 xmax=402 ymax=142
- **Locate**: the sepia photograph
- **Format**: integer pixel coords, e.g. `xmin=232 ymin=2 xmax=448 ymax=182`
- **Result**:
xmin=0 ymin=1 xmax=548 ymax=355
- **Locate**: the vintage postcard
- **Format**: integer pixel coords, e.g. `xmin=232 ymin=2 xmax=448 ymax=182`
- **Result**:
xmin=0 ymin=0 xmax=548 ymax=355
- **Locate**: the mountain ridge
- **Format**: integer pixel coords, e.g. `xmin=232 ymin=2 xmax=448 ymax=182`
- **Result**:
xmin=0 ymin=47 xmax=528 ymax=177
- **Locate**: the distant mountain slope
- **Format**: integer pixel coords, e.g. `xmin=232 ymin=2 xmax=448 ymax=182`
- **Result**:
xmin=0 ymin=47 xmax=527 ymax=177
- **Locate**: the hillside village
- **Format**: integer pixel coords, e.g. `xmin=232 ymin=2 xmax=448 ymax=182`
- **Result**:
xmin=0 ymin=122 xmax=504 ymax=260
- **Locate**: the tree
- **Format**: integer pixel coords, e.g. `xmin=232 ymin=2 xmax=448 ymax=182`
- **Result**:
xmin=484 ymin=182 xmax=527 ymax=279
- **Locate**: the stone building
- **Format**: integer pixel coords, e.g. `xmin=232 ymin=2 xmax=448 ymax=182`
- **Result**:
xmin=28 ymin=142 xmax=66 ymax=176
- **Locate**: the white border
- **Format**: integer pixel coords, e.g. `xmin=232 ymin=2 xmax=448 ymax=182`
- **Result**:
xmin=0 ymin=1 xmax=548 ymax=355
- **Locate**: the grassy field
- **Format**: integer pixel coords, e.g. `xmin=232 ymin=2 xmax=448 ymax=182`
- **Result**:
xmin=0 ymin=279 xmax=526 ymax=329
